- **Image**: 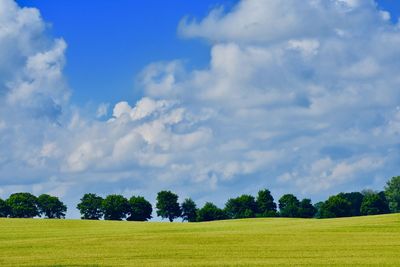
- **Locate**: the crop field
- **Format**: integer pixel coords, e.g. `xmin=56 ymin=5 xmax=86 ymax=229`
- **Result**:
xmin=0 ymin=214 xmax=399 ymax=266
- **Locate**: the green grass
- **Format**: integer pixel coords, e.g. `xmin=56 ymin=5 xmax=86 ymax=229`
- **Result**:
xmin=0 ymin=214 xmax=399 ymax=266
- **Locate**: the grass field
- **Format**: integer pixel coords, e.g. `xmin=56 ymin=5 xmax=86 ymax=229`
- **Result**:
xmin=0 ymin=214 xmax=399 ymax=266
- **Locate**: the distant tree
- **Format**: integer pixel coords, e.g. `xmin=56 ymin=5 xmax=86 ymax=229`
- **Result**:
xmin=278 ymin=194 xmax=300 ymax=217
xmin=77 ymin=193 xmax=104 ymax=220
xmin=197 ymin=202 xmax=227 ymax=222
xmin=298 ymin=198 xmax=316 ymax=218
xmin=225 ymin=194 xmax=258 ymax=219
xmin=0 ymin=198 xmax=11 ymax=218
xmin=102 ymin=195 xmax=130 ymax=221
xmin=127 ymin=196 xmax=152 ymax=221
xmin=37 ymin=194 xmax=67 ymax=219
xmin=256 ymin=189 xmax=277 ymax=217
xmin=319 ymin=195 xmax=351 ymax=218
xmin=360 ymin=191 xmax=390 ymax=215
xmin=337 ymin=192 xmax=364 ymax=217
xmin=314 ymin=201 xmax=324 ymax=218
xmin=6 ymin=193 xmax=39 ymax=218
xmin=181 ymin=198 xmax=198 ymax=222
xmin=156 ymin=191 xmax=181 ymax=222
xmin=384 ymin=176 xmax=400 ymax=213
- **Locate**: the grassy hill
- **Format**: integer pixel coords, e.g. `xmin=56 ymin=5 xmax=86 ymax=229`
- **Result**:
xmin=0 ymin=214 xmax=399 ymax=266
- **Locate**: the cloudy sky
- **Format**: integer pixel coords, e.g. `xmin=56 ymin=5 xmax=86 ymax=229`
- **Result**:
xmin=1 ymin=0 xmax=400 ymax=218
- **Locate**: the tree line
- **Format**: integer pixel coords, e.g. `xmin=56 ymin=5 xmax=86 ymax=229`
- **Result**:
xmin=0 ymin=176 xmax=399 ymax=221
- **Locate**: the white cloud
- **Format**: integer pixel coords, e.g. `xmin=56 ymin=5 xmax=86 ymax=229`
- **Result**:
xmin=1 ymin=0 xmax=400 ymax=218
xmin=96 ymin=103 xmax=109 ymax=118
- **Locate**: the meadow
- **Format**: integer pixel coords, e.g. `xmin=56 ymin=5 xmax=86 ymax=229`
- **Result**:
xmin=0 ymin=214 xmax=399 ymax=266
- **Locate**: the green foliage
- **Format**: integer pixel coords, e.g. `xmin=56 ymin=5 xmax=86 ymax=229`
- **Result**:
xmin=319 ymin=195 xmax=351 ymax=218
xmin=127 ymin=196 xmax=152 ymax=221
xmin=360 ymin=191 xmax=389 ymax=215
xmin=156 ymin=191 xmax=181 ymax=222
xmin=0 ymin=198 xmax=11 ymax=218
xmin=337 ymin=192 xmax=364 ymax=216
xmin=102 ymin=195 xmax=130 ymax=221
xmin=298 ymin=199 xmax=316 ymax=218
xmin=76 ymin=193 xmax=104 ymax=220
xmin=278 ymin=194 xmax=300 ymax=217
xmin=181 ymin=198 xmax=197 ymax=222
xmin=197 ymin=202 xmax=227 ymax=222
xmin=384 ymin=176 xmax=400 ymax=213
xmin=6 ymin=192 xmax=39 ymax=218
xmin=37 ymin=194 xmax=67 ymax=219
xmin=256 ymin=189 xmax=277 ymax=217
xmin=224 ymin=194 xmax=258 ymax=219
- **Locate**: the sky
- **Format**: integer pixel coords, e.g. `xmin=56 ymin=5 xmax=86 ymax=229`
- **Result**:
xmin=1 ymin=0 xmax=400 ymax=219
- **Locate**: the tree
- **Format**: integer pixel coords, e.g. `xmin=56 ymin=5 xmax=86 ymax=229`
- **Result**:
xmin=181 ymin=198 xmax=198 ymax=222
xmin=384 ymin=176 xmax=400 ymax=213
xmin=278 ymin=194 xmax=300 ymax=217
xmin=6 ymin=193 xmax=39 ymax=218
xmin=319 ymin=195 xmax=351 ymax=218
xmin=197 ymin=202 xmax=227 ymax=222
xmin=127 ymin=196 xmax=152 ymax=221
xmin=337 ymin=192 xmax=364 ymax=216
xmin=77 ymin=193 xmax=104 ymax=220
xmin=156 ymin=191 xmax=181 ymax=222
xmin=314 ymin=201 xmax=324 ymax=218
xmin=102 ymin=195 xmax=130 ymax=221
xmin=298 ymin=198 xmax=316 ymax=218
xmin=360 ymin=191 xmax=389 ymax=215
xmin=224 ymin=194 xmax=258 ymax=219
xmin=256 ymin=189 xmax=277 ymax=217
xmin=37 ymin=194 xmax=67 ymax=219
xmin=0 ymin=198 xmax=11 ymax=218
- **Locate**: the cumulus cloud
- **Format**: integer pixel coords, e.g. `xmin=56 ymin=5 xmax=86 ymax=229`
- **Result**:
xmin=1 ymin=0 xmax=400 ymax=217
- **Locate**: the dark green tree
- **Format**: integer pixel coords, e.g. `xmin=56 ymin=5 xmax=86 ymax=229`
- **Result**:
xmin=225 ymin=194 xmax=258 ymax=219
xmin=181 ymin=198 xmax=198 ymax=222
xmin=156 ymin=191 xmax=181 ymax=222
xmin=0 ymin=198 xmax=11 ymax=218
xmin=127 ymin=196 xmax=152 ymax=221
xmin=37 ymin=194 xmax=67 ymax=219
xmin=77 ymin=193 xmax=104 ymax=220
xmin=278 ymin=194 xmax=300 ymax=217
xmin=360 ymin=191 xmax=389 ymax=215
xmin=6 ymin=193 xmax=39 ymax=218
xmin=256 ymin=189 xmax=277 ymax=217
xmin=102 ymin=194 xmax=130 ymax=221
xmin=384 ymin=176 xmax=400 ymax=213
xmin=197 ymin=202 xmax=227 ymax=222
xmin=319 ymin=195 xmax=351 ymax=218
xmin=337 ymin=192 xmax=364 ymax=216
xmin=298 ymin=198 xmax=316 ymax=218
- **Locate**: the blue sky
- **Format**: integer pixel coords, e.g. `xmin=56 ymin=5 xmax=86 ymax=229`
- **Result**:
xmin=16 ymin=0 xmax=398 ymax=107
xmin=1 ymin=0 xmax=400 ymax=218
xmin=16 ymin=0 xmax=238 ymax=106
